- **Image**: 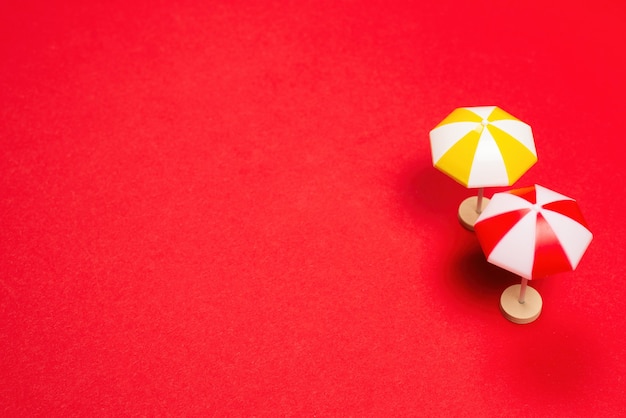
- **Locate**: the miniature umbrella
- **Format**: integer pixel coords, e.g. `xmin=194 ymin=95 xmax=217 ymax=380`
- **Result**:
xmin=429 ymin=106 xmax=537 ymax=230
xmin=474 ymin=184 xmax=593 ymax=324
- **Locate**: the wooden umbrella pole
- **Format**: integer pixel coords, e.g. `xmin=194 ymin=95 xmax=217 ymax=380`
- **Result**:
xmin=476 ymin=187 xmax=485 ymax=214
xmin=518 ymin=277 xmax=528 ymax=304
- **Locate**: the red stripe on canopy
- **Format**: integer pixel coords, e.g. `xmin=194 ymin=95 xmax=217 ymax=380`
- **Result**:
xmin=531 ymin=213 xmax=573 ymax=278
xmin=507 ymin=186 xmax=536 ymax=203
xmin=475 ymin=209 xmax=530 ymax=257
xmin=542 ymin=199 xmax=590 ymax=229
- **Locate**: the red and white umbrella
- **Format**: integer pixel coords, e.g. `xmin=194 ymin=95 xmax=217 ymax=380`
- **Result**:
xmin=474 ymin=184 xmax=593 ymax=323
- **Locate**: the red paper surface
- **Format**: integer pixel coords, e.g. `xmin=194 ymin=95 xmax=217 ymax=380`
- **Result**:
xmin=2 ymin=0 xmax=626 ymax=416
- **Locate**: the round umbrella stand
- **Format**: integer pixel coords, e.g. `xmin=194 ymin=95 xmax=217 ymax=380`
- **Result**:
xmin=457 ymin=191 xmax=490 ymax=231
xmin=500 ymin=282 xmax=542 ymax=324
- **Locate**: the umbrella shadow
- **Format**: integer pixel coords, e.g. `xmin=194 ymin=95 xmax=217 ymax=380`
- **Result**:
xmin=398 ymin=157 xmax=518 ymax=311
xmin=397 ymin=157 xmax=465 ymax=226
xmin=396 ymin=157 xmax=519 ymax=219
xmin=442 ymin=240 xmax=519 ymax=311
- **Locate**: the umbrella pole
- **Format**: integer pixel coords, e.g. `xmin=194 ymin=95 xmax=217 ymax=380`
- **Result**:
xmin=476 ymin=188 xmax=485 ymax=214
xmin=518 ymin=278 xmax=528 ymax=304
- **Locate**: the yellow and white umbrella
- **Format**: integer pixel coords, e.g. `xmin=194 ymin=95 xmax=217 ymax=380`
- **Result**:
xmin=429 ymin=106 xmax=537 ymax=230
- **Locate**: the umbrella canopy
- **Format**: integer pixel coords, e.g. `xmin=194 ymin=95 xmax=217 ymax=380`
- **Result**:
xmin=429 ymin=106 xmax=537 ymax=188
xmin=474 ymin=184 xmax=593 ymax=280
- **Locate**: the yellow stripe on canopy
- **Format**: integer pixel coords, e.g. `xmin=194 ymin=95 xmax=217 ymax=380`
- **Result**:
xmin=433 ymin=107 xmax=482 ymax=129
xmin=488 ymin=124 xmax=537 ymax=184
xmin=487 ymin=107 xmax=520 ymax=122
xmin=434 ymin=129 xmax=481 ymax=186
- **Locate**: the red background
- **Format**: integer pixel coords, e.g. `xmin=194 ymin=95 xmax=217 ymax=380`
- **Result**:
xmin=2 ymin=0 xmax=625 ymax=416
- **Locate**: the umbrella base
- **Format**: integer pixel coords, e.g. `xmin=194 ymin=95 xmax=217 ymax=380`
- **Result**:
xmin=500 ymin=284 xmax=543 ymax=324
xmin=458 ymin=196 xmax=490 ymax=231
